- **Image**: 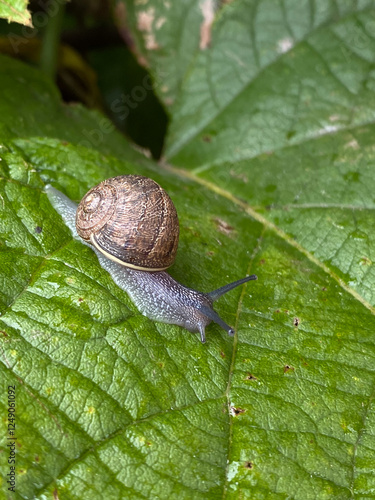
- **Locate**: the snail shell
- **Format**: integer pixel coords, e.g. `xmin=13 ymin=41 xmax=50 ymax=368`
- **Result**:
xmin=75 ymin=175 xmax=179 ymax=271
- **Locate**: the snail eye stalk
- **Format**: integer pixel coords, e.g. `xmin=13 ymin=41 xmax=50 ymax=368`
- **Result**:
xmin=195 ymin=274 xmax=257 ymax=341
xmin=207 ymin=275 xmax=257 ymax=301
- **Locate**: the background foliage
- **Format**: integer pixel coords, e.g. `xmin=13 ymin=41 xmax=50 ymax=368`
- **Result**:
xmin=0 ymin=1 xmax=375 ymax=499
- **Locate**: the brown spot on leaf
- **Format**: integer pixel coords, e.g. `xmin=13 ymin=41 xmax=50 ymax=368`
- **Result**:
xmin=293 ymin=317 xmax=300 ymax=327
xmin=137 ymin=7 xmax=154 ymax=31
xmin=245 ymin=373 xmax=257 ymax=381
xmin=259 ymin=259 xmax=266 ymax=265
xmin=35 ymin=455 xmax=40 ymax=462
xmin=214 ymin=218 xmax=235 ymax=237
xmin=230 ymin=406 xmax=246 ymax=416
xmin=35 ymin=226 xmax=42 ymax=233
xmin=200 ymin=0 xmax=215 ymax=49
xmin=361 ymin=256 xmax=372 ymax=266
xmin=284 ymin=365 xmax=294 ymax=374
xmin=244 ymin=461 xmax=253 ymax=469
xmin=164 ymin=97 xmax=174 ymax=106
xmin=230 ymin=169 xmax=248 ymax=183
xmin=78 ymin=298 xmax=84 ymax=303
xmin=220 ymin=351 xmax=226 ymax=359
xmin=155 ymin=16 xmax=166 ymax=30
xmin=202 ymin=135 xmax=212 ymax=142
xmin=137 ymin=7 xmax=159 ymax=50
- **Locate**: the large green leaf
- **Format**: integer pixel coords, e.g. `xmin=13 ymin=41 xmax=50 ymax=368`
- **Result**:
xmin=0 ymin=0 xmax=375 ymax=496
xmin=122 ymin=0 xmax=375 ymax=309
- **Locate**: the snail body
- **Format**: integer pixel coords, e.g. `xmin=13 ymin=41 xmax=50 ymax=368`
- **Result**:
xmin=45 ymin=176 xmax=257 ymax=343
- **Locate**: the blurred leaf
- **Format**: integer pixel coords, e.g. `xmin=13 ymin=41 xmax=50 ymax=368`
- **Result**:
xmin=0 ymin=54 xmax=142 ymax=161
xmin=114 ymin=0 xmax=204 ymax=106
xmin=0 ymin=37 xmax=103 ymax=108
xmin=0 ymin=0 xmax=32 ymax=27
xmin=1 ymin=0 xmax=375 ymax=497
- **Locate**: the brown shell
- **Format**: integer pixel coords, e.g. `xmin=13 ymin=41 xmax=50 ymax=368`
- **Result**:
xmin=75 ymin=175 xmax=179 ymax=271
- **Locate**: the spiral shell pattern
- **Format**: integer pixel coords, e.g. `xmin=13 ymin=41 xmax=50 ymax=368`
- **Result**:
xmin=75 ymin=175 xmax=179 ymax=271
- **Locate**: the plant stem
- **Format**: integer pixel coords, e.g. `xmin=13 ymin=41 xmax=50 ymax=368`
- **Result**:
xmin=40 ymin=2 xmax=66 ymax=79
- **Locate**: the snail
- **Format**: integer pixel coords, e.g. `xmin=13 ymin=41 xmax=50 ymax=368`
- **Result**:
xmin=45 ymin=175 xmax=257 ymax=343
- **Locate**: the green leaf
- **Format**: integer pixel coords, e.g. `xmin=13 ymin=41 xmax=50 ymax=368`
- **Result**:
xmin=118 ymin=0 xmax=204 ymax=106
xmin=0 ymin=55 xmax=143 ymax=162
xmin=123 ymin=0 xmax=375 ymax=308
xmin=0 ymin=0 xmax=32 ymax=27
xmin=1 ymin=0 xmax=375 ymax=496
